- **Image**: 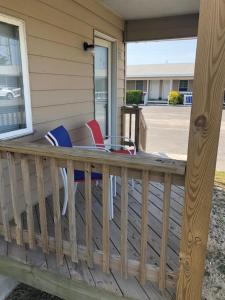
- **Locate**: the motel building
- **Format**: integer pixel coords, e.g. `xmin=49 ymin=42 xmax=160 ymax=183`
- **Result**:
xmin=126 ymin=63 xmax=195 ymax=104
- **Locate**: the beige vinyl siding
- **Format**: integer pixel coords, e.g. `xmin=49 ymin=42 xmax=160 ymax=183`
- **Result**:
xmin=0 ymin=0 xmax=124 ymax=221
xmin=0 ymin=0 xmax=124 ymax=144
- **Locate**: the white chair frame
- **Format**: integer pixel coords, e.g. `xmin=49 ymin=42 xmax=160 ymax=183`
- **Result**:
xmin=45 ymin=134 xmax=114 ymax=219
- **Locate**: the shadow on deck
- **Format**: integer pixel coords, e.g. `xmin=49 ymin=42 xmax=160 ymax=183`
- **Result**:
xmin=0 ymin=179 xmax=184 ymax=300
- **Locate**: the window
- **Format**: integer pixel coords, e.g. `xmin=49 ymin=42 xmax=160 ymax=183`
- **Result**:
xmin=179 ymin=80 xmax=189 ymax=92
xmin=0 ymin=14 xmax=32 ymax=140
xmin=136 ymin=80 xmax=144 ymax=91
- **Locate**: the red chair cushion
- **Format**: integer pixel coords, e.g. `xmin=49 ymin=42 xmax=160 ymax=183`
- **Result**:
xmin=86 ymin=119 xmax=104 ymax=146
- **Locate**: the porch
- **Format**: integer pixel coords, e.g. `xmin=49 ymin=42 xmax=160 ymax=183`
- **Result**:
xmin=0 ymin=142 xmax=185 ymax=300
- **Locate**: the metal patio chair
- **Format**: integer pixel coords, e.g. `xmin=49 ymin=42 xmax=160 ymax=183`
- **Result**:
xmin=45 ymin=125 xmax=114 ymax=218
xmin=85 ymin=119 xmax=136 ymax=194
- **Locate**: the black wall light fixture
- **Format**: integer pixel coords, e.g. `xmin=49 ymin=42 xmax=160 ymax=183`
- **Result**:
xmin=83 ymin=42 xmax=95 ymax=51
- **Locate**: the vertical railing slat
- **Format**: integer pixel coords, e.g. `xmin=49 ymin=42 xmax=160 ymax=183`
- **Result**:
xmin=0 ymin=152 xmax=11 ymax=242
xmin=135 ymin=108 xmax=141 ymax=152
xmin=102 ymin=164 xmax=110 ymax=273
xmin=21 ymin=157 xmax=35 ymax=249
xmin=7 ymin=152 xmax=23 ymax=245
xmin=50 ymin=158 xmax=63 ymax=265
xmin=139 ymin=170 xmax=149 ymax=285
xmin=85 ymin=163 xmax=93 ymax=268
xmin=120 ymin=167 xmax=128 ymax=278
xmin=129 ymin=113 xmax=132 ymax=139
xmin=159 ymin=173 xmax=172 ymax=290
xmin=35 ymin=156 xmax=48 ymax=254
xmin=67 ymin=160 xmax=78 ymax=263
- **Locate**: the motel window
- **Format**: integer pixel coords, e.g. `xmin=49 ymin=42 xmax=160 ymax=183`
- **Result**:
xmin=0 ymin=14 xmax=32 ymax=140
xmin=179 ymin=80 xmax=189 ymax=92
xmin=136 ymin=80 xmax=144 ymax=91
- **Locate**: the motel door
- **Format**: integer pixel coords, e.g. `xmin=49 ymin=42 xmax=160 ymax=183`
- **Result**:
xmin=94 ymin=37 xmax=112 ymax=143
xmin=149 ymin=80 xmax=160 ymax=100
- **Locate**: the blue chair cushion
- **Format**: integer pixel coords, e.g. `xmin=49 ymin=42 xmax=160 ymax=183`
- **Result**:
xmin=48 ymin=125 xmax=73 ymax=148
xmin=74 ymin=170 xmax=102 ymax=181
xmin=47 ymin=125 xmax=102 ymax=182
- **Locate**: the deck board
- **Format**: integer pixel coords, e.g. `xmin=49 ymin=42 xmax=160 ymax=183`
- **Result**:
xmin=0 ymin=180 xmax=184 ymax=300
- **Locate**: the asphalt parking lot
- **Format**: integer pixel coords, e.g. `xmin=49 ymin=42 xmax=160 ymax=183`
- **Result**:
xmin=142 ymin=105 xmax=225 ymax=171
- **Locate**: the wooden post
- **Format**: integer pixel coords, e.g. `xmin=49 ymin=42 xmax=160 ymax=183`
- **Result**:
xmin=135 ymin=108 xmax=141 ymax=151
xmin=176 ymin=1 xmax=225 ymax=299
xmin=120 ymin=106 xmax=142 ymax=151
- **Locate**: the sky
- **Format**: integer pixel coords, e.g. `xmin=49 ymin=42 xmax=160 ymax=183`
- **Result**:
xmin=127 ymin=38 xmax=197 ymax=65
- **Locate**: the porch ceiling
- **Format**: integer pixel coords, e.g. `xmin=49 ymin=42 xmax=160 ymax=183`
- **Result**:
xmin=101 ymin=0 xmax=200 ymax=20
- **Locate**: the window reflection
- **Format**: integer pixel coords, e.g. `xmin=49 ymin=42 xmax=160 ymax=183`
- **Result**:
xmin=94 ymin=45 xmax=108 ymax=137
xmin=0 ymin=21 xmax=26 ymax=135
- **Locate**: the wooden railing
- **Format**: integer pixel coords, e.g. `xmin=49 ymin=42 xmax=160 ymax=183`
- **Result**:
xmin=121 ymin=106 xmax=147 ymax=152
xmin=139 ymin=110 xmax=147 ymax=151
xmin=0 ymin=141 xmax=186 ymax=290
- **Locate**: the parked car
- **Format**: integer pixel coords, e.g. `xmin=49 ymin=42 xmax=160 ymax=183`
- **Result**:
xmin=0 ymin=87 xmax=21 ymax=100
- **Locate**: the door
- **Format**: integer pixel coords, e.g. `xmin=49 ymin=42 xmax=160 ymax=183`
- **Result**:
xmin=149 ymin=80 xmax=160 ymax=100
xmin=94 ymin=37 xmax=112 ymax=143
xmin=162 ymin=80 xmax=171 ymax=100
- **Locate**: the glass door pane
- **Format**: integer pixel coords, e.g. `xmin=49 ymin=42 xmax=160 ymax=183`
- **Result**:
xmin=94 ymin=38 xmax=111 ymax=140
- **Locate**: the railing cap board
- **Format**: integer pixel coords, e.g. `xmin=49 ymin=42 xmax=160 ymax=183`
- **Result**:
xmin=121 ymin=106 xmax=142 ymax=113
xmin=0 ymin=141 xmax=186 ymax=175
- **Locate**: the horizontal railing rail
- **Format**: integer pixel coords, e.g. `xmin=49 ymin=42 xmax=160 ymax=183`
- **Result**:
xmin=0 ymin=141 xmax=186 ymax=291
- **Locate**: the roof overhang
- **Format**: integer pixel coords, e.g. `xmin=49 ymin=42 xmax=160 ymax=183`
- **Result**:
xmin=101 ymin=0 xmax=200 ymax=42
xmin=125 ymin=14 xmax=199 ymax=42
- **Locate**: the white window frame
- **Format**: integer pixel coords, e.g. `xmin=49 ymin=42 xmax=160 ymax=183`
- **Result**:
xmin=0 ymin=13 xmax=32 ymax=140
xmin=94 ymin=37 xmax=112 ymax=142
xmin=179 ymin=80 xmax=189 ymax=92
xmin=94 ymin=30 xmax=118 ymax=141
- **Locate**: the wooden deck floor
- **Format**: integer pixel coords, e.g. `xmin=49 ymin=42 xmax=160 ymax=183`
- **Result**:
xmin=0 ymin=179 xmax=184 ymax=300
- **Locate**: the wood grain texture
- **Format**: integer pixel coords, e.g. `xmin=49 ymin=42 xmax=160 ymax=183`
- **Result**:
xmin=0 ymin=153 xmax=11 ymax=242
xmin=0 ymin=141 xmax=186 ymax=176
xmin=120 ymin=167 xmax=128 ymax=279
xmin=139 ymin=170 xmax=149 ymax=285
xmin=0 ymin=223 xmax=176 ymax=288
xmin=0 ymin=256 xmax=129 ymax=300
xmin=21 ymin=157 xmax=35 ymax=249
xmin=139 ymin=111 xmax=147 ymax=152
xmin=159 ymin=173 xmax=172 ymax=290
xmin=176 ymin=1 xmax=225 ymax=299
xmin=102 ymin=165 xmax=110 ymax=273
xmin=7 ymin=152 xmax=23 ymax=245
xmin=50 ymin=158 xmax=63 ymax=265
xmin=35 ymin=156 xmax=49 ymax=254
xmin=84 ymin=163 xmax=93 ymax=268
xmin=67 ymin=160 xmax=78 ymax=263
